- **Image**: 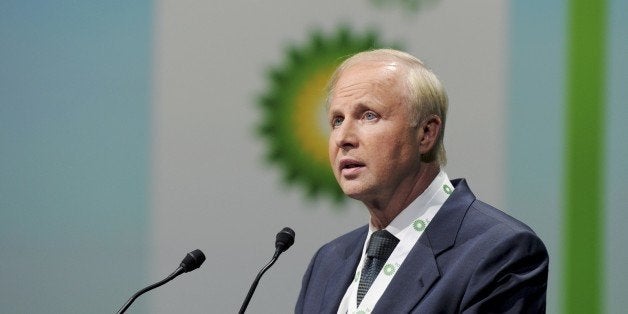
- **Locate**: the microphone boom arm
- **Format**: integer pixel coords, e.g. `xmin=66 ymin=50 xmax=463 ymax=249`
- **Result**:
xmin=238 ymin=227 xmax=294 ymax=314
xmin=115 ymin=249 xmax=205 ymax=314
xmin=238 ymin=250 xmax=282 ymax=314
xmin=117 ymin=267 xmax=185 ymax=314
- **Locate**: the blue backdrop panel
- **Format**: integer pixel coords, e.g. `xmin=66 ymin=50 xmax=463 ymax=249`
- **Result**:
xmin=0 ymin=1 xmax=152 ymax=313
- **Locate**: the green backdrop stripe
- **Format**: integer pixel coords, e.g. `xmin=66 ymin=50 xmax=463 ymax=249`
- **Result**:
xmin=564 ymin=0 xmax=607 ymax=312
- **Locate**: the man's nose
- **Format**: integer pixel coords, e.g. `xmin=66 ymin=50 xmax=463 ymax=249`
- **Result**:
xmin=334 ymin=120 xmax=358 ymax=149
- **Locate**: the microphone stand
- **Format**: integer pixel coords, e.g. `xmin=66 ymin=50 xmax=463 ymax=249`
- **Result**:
xmin=238 ymin=250 xmax=281 ymax=314
xmin=117 ymin=267 xmax=184 ymax=314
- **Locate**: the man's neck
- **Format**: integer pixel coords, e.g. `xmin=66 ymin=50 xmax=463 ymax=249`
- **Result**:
xmin=365 ymin=163 xmax=440 ymax=229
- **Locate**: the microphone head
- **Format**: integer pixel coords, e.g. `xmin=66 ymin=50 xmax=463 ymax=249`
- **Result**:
xmin=275 ymin=227 xmax=295 ymax=253
xmin=180 ymin=249 xmax=206 ymax=273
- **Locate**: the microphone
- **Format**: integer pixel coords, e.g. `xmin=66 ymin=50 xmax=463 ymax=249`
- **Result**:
xmin=116 ymin=249 xmax=206 ymax=314
xmin=238 ymin=227 xmax=295 ymax=314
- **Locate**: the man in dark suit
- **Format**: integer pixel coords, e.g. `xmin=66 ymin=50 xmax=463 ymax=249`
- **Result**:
xmin=296 ymin=49 xmax=548 ymax=313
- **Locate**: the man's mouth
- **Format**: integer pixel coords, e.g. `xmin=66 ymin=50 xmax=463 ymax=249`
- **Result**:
xmin=339 ymin=159 xmax=365 ymax=176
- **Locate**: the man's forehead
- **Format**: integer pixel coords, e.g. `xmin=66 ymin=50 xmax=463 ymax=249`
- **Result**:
xmin=343 ymin=59 xmax=400 ymax=74
xmin=335 ymin=62 xmax=399 ymax=90
xmin=329 ymin=79 xmax=384 ymax=109
xmin=334 ymin=62 xmax=401 ymax=92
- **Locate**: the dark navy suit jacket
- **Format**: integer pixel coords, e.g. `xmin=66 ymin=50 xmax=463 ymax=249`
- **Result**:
xmin=296 ymin=179 xmax=548 ymax=313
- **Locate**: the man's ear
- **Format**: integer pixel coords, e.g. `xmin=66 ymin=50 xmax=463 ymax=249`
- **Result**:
xmin=418 ymin=115 xmax=442 ymax=155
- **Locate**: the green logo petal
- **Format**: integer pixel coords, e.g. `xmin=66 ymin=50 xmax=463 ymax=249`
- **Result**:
xmin=257 ymin=26 xmax=400 ymax=203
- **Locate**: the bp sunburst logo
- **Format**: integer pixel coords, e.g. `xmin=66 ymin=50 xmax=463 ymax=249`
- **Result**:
xmin=257 ymin=27 xmax=399 ymax=203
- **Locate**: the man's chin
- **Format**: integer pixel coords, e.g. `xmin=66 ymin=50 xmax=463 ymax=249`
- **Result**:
xmin=339 ymin=183 xmax=371 ymax=201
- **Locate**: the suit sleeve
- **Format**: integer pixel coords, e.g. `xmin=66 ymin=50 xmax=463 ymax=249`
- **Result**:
xmin=461 ymin=229 xmax=549 ymax=314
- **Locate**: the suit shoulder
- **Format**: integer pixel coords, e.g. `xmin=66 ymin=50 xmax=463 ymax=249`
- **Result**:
xmin=318 ymin=225 xmax=368 ymax=254
xmin=304 ymin=225 xmax=367 ymax=266
xmin=468 ymin=199 xmax=537 ymax=234
xmin=461 ymin=200 xmax=546 ymax=255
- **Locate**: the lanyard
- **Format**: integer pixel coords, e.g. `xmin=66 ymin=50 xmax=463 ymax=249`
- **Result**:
xmin=338 ymin=171 xmax=454 ymax=314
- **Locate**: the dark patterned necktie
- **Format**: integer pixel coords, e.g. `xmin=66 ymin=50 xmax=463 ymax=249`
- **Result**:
xmin=357 ymin=229 xmax=399 ymax=306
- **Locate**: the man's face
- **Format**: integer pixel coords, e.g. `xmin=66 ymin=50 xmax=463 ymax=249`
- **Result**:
xmin=328 ymin=60 xmax=423 ymax=203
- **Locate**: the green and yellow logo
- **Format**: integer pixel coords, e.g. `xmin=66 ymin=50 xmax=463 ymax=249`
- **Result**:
xmin=257 ymin=27 xmax=399 ymax=203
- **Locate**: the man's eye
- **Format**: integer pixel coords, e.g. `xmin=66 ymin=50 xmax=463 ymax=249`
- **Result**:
xmin=332 ymin=117 xmax=344 ymax=127
xmin=364 ymin=112 xmax=377 ymax=120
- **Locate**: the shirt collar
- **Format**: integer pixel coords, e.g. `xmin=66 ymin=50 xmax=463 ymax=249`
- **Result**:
xmin=368 ymin=169 xmax=451 ymax=238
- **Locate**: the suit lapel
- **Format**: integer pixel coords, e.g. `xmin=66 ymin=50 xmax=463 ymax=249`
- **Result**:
xmin=373 ymin=179 xmax=476 ymax=313
xmin=425 ymin=179 xmax=475 ymax=255
xmin=372 ymin=241 xmax=440 ymax=313
xmin=319 ymin=227 xmax=367 ymax=313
